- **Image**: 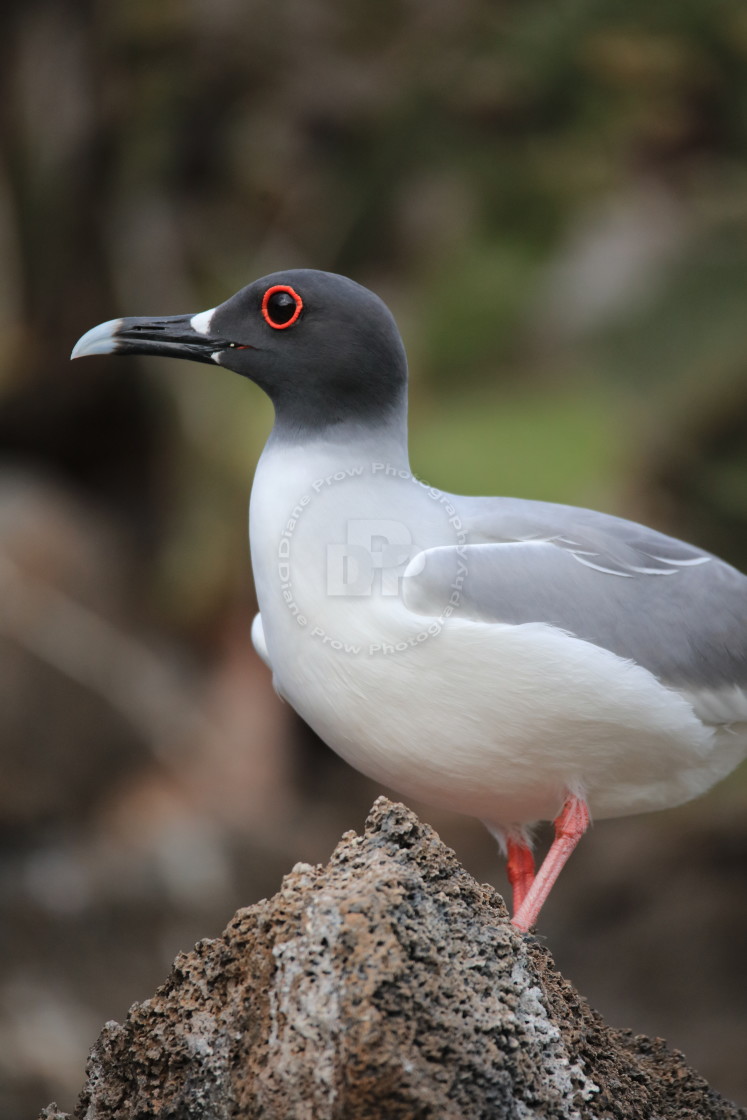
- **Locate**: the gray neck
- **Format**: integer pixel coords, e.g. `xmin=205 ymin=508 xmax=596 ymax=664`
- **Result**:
xmin=267 ymin=400 xmax=410 ymax=469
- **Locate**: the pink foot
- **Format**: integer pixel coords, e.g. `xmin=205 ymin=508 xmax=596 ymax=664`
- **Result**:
xmin=506 ymin=839 xmax=536 ymax=913
xmin=512 ymin=795 xmax=590 ymax=933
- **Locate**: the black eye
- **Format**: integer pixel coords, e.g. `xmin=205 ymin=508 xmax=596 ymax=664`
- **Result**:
xmin=262 ymin=285 xmax=303 ymax=329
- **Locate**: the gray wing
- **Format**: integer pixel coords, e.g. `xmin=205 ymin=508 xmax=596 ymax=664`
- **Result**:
xmin=403 ymin=499 xmax=747 ymax=690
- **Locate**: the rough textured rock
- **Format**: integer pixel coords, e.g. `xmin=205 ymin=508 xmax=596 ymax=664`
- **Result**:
xmin=41 ymin=798 xmax=746 ymax=1120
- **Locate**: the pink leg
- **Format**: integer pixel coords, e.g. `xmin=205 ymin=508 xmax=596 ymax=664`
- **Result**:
xmin=506 ymin=838 xmax=536 ymax=913
xmin=512 ymin=795 xmax=590 ymax=932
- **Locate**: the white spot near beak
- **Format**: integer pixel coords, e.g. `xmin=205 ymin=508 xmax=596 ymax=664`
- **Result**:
xmin=192 ymin=307 xmax=229 ymax=363
xmin=70 ymin=318 xmax=123 ymax=360
xmin=190 ymin=307 xmax=216 ymax=335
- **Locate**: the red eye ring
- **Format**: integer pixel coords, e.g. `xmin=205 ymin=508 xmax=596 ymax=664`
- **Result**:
xmin=261 ymin=285 xmax=303 ymax=329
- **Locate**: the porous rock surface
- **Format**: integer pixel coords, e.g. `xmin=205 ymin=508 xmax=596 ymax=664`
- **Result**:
xmin=40 ymin=798 xmax=746 ymax=1119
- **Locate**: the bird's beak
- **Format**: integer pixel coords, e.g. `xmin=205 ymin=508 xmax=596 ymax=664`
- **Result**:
xmin=71 ymin=311 xmax=237 ymax=366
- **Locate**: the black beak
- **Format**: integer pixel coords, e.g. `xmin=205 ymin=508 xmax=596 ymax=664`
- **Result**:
xmin=71 ymin=313 xmax=239 ymax=365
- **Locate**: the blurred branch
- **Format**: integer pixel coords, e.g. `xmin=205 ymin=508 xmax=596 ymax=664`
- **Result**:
xmin=0 ymin=550 xmax=213 ymax=757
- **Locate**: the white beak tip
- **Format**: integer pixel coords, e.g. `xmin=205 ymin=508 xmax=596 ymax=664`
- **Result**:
xmin=70 ymin=318 xmax=124 ymax=360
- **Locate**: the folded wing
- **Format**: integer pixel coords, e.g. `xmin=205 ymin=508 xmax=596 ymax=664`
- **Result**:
xmin=403 ymin=522 xmax=747 ymax=695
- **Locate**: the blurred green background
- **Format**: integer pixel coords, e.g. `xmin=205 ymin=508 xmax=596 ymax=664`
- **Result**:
xmin=1 ymin=1 xmax=747 ymax=1115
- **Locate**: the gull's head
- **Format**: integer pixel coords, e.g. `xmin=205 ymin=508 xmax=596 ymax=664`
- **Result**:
xmin=72 ymin=269 xmax=408 ymax=434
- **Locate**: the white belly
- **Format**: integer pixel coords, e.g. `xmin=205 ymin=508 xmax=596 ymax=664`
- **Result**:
xmin=253 ymin=600 xmax=741 ymax=827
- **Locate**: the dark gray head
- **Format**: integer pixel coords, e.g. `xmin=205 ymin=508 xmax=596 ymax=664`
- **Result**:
xmin=72 ymin=269 xmax=408 ymax=438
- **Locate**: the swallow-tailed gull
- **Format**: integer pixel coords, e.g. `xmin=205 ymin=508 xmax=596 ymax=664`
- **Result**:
xmin=72 ymin=269 xmax=747 ymax=930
